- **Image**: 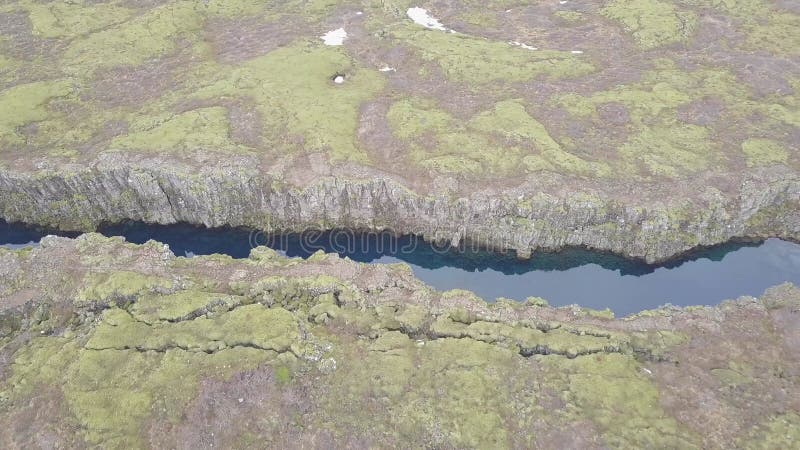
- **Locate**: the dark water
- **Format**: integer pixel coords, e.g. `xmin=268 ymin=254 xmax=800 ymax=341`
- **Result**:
xmin=2 ymin=220 xmax=799 ymax=316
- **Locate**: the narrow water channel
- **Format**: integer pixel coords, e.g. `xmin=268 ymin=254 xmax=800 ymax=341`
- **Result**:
xmin=2 ymin=220 xmax=799 ymax=316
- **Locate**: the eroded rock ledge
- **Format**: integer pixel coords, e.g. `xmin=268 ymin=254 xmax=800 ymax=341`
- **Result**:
xmin=1 ymin=161 xmax=798 ymax=263
xmin=0 ymin=234 xmax=798 ymax=448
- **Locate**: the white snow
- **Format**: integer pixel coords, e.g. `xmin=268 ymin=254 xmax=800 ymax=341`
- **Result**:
xmin=321 ymin=28 xmax=347 ymax=46
xmin=510 ymin=41 xmax=537 ymax=51
xmin=571 ymin=50 xmax=584 ymax=54
xmin=333 ymin=75 xmax=345 ymax=84
xmin=407 ymin=7 xmax=446 ymax=31
xmin=379 ymin=66 xmax=396 ymax=72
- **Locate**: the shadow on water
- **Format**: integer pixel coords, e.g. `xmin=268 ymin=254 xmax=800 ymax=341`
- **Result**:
xmin=4 ymin=220 xmax=758 ymax=276
xmin=257 ymin=230 xmax=760 ymax=276
xmin=0 ymin=219 xmax=80 ymax=246
xmin=3 ymin=219 xmax=797 ymax=315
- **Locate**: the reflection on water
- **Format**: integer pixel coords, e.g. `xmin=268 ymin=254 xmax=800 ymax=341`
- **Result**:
xmin=2 ymin=220 xmax=798 ymax=316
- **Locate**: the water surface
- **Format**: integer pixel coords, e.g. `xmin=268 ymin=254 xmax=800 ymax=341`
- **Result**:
xmin=2 ymin=220 xmax=798 ymax=316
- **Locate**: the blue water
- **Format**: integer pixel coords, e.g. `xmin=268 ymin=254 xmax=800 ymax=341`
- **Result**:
xmin=2 ymin=220 xmax=799 ymax=316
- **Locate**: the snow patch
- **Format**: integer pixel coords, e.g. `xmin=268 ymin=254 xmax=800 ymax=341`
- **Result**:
xmin=333 ymin=75 xmax=345 ymax=84
xmin=321 ymin=28 xmax=347 ymax=46
xmin=510 ymin=41 xmax=537 ymax=51
xmin=571 ymin=50 xmax=584 ymax=54
xmin=379 ymin=66 xmax=396 ymax=72
xmin=407 ymin=7 xmax=447 ymax=31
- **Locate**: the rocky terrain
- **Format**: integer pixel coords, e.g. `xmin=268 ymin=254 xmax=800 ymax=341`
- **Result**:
xmin=0 ymin=0 xmax=797 ymax=261
xmin=0 ymin=234 xmax=798 ymax=448
xmin=1 ymin=2 xmax=799 ymax=448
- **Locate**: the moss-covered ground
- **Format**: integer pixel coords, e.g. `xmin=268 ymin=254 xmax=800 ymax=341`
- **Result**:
xmin=1 ymin=235 xmax=799 ymax=448
xmin=0 ymin=0 xmax=795 ymax=183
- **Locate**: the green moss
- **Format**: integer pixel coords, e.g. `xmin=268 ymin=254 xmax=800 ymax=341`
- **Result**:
xmin=386 ymin=98 xmax=452 ymax=140
xmin=21 ymin=105 xmax=105 ymax=158
xmin=552 ymin=93 xmax=598 ymax=118
xmin=3 ymin=300 xmax=293 ymax=446
xmin=9 ymin=1 xmax=368 ymax=160
xmin=193 ymin=43 xmax=384 ymax=163
xmin=321 ymin=335 xmax=517 ymax=448
xmin=619 ymin=123 xmax=714 ymax=177
xmin=554 ymin=10 xmax=585 ymax=23
xmin=759 ymin=283 xmax=800 ymax=310
xmin=62 ymin=1 xmax=204 ymax=76
xmin=678 ymin=0 xmax=766 ymax=19
xmin=111 ymin=107 xmax=251 ymax=154
xmin=544 ymin=353 xmax=699 ymax=447
xmin=308 ymin=301 xmax=341 ymax=324
xmin=628 ymin=330 xmax=687 ymax=361
xmin=550 ymin=64 xmax=755 ymax=178
xmin=86 ymin=304 xmax=299 ymax=353
xmin=24 ymin=1 xmax=136 ymax=39
xmin=245 ymin=274 xmax=349 ymax=309
xmin=370 ymin=330 xmax=413 ymax=353
xmin=129 ymin=290 xmax=243 ymax=324
xmin=472 ymin=100 xmax=610 ymax=176
xmin=738 ymin=413 xmax=800 ymax=449
xmin=66 ymin=385 xmax=152 ymax=447
xmin=65 ymin=347 xmax=271 ymax=447
xmin=276 ymin=0 xmax=343 ymax=17
xmin=248 ymin=246 xmax=282 ymax=262
xmin=0 ymin=80 xmax=73 ymax=145
xmin=0 ymin=53 xmax=15 ymax=72
xmin=274 ymin=365 xmax=292 ymax=385
xmin=77 ymin=271 xmax=174 ymax=305
xmin=2 ymin=298 xmax=298 ymax=446
xmin=449 ymin=308 xmax=478 ymax=325
xmin=458 ymin=11 xmax=499 ymax=27
xmin=744 ymin=13 xmax=800 ymax=56
xmin=430 ymin=315 xmax=625 ymax=358
xmin=758 ymin=102 xmax=800 ymax=128
xmin=392 ymin=24 xmax=595 ymax=84
xmin=203 ymin=0 xmax=268 ymax=17
xmin=602 ymin=0 xmax=697 ymax=49
xmin=406 ymin=339 xmax=513 ymax=448
xmin=525 ymin=296 xmax=550 ymax=307
xmin=441 ymin=289 xmax=484 ymax=302
xmin=741 ymin=138 xmax=789 ymax=167
xmin=584 ymin=308 xmax=615 ymax=320
xmin=395 ymin=305 xmax=429 ymax=334
xmin=387 ymin=98 xmax=608 ymax=177
xmin=4 ymin=337 xmax=80 ymax=395
xmin=711 ymin=366 xmax=752 ymax=387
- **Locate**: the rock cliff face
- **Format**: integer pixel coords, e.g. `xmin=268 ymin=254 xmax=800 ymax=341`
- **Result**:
xmin=0 ymin=0 xmax=798 ymax=263
xmin=1 ymin=161 xmax=798 ymax=263
xmin=1 ymin=235 xmax=799 ymax=448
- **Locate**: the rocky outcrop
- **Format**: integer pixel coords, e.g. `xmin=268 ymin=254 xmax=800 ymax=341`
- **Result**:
xmin=0 ymin=160 xmax=798 ymax=263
